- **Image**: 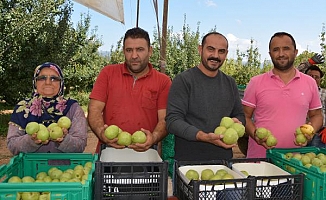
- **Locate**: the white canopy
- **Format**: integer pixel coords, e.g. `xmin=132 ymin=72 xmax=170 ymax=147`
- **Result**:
xmin=74 ymin=0 xmax=124 ymax=24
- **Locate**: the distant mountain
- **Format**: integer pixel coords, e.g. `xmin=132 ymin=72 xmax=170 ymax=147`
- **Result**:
xmin=99 ymin=50 xmax=110 ymax=57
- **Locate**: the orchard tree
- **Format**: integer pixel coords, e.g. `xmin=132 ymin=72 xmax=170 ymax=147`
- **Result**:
xmin=0 ymin=0 xmax=70 ymax=104
xmin=0 ymin=0 xmax=105 ymax=105
xmin=108 ymin=37 xmax=124 ymax=64
xmin=63 ymin=13 xmax=107 ymax=93
xmin=152 ymin=15 xmax=201 ymax=79
xmin=223 ymin=39 xmax=262 ymax=86
xmin=105 ymin=16 xmax=325 ymax=89
xmin=108 ymin=15 xmax=202 ymax=80
xmin=318 ymin=23 xmax=326 ymax=88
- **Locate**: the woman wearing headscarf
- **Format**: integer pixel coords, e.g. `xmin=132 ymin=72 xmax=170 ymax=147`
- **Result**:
xmin=7 ymin=62 xmax=87 ymax=155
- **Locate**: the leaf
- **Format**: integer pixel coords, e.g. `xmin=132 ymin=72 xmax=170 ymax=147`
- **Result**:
xmin=16 ymin=106 xmax=26 ymax=113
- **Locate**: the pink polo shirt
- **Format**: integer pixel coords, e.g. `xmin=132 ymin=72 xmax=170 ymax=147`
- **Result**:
xmin=242 ymin=69 xmax=322 ymax=158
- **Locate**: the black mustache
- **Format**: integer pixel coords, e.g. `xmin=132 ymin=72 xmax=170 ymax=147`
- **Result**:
xmin=208 ymin=57 xmax=221 ymax=62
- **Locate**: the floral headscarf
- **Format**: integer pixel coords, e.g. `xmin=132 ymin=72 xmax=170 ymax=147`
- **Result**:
xmin=33 ymin=62 xmax=64 ymax=96
xmin=9 ymin=62 xmax=77 ymax=129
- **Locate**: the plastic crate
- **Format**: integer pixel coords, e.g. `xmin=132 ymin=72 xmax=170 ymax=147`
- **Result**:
xmin=227 ymin=158 xmax=304 ymax=200
xmin=174 ymin=160 xmax=254 ymax=200
xmin=266 ymin=147 xmax=326 ymax=200
xmin=94 ymin=145 xmax=168 ymax=199
xmin=0 ymin=152 xmax=98 ymax=200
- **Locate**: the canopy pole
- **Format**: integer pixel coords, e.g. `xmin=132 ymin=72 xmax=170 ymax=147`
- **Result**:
xmin=136 ymin=0 xmax=140 ymax=27
xmin=159 ymin=0 xmax=168 ymax=74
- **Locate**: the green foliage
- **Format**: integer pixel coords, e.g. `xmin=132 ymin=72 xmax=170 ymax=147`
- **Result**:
xmin=222 ymin=39 xmax=264 ymax=85
xmin=1 ymin=2 xmax=326 ymax=110
xmin=65 ymin=90 xmax=90 ymax=107
xmin=1 ymin=0 xmax=67 ymax=104
xmin=0 ymin=113 xmax=10 ymax=136
xmin=162 ymin=17 xmax=201 ymax=79
xmin=106 ymin=17 xmax=325 ymax=88
xmin=0 ymin=103 xmax=13 ymax=137
xmin=319 ymin=24 xmax=326 ymax=88
xmin=0 ymin=0 xmax=106 ymax=104
xmin=108 ymin=37 xmax=124 ymax=64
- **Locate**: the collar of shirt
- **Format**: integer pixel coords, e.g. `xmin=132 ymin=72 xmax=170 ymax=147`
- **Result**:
xmin=122 ymin=62 xmax=153 ymax=79
xmin=268 ymin=68 xmax=301 ymax=79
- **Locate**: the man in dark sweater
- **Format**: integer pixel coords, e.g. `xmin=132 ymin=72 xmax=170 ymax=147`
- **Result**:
xmin=165 ymin=32 xmax=245 ymax=161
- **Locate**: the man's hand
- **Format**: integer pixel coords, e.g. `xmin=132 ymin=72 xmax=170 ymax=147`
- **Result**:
xmin=293 ymin=132 xmax=308 ymax=147
xmin=309 ymin=53 xmax=324 ymax=65
xmin=197 ymin=131 xmax=236 ymax=149
xmin=253 ymin=133 xmax=274 ymax=149
xmin=128 ymin=128 xmax=153 ymax=152
xmin=31 ymin=133 xmax=49 ymax=145
xmin=99 ymin=125 xmax=125 ymax=149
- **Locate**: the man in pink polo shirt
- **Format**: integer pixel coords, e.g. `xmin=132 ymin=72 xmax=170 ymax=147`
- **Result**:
xmin=87 ymin=27 xmax=172 ymax=153
xmin=242 ymin=32 xmax=323 ymax=158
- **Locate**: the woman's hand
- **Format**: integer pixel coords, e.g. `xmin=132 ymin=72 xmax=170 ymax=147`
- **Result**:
xmin=31 ymin=133 xmax=49 ymax=145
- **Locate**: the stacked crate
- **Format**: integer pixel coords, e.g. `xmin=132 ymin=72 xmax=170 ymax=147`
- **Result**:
xmin=94 ymin=145 xmax=168 ymax=199
xmin=174 ymin=158 xmax=304 ymax=200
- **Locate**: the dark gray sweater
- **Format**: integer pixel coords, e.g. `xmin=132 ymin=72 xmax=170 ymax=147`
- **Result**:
xmin=166 ymin=67 xmax=245 ymax=161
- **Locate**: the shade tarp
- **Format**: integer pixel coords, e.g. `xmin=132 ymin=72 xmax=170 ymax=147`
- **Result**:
xmin=74 ymin=0 xmax=124 ymax=24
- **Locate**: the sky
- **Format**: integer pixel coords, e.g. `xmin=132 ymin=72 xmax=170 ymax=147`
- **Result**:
xmin=71 ymin=0 xmax=326 ymax=61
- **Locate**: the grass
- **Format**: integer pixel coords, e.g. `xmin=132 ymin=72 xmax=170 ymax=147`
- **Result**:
xmin=0 ymin=102 xmax=13 ymax=137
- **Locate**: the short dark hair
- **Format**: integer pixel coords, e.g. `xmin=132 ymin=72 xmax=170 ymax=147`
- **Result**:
xmin=305 ymin=65 xmax=324 ymax=78
xmin=201 ymin=32 xmax=228 ymax=48
xmin=123 ymin=27 xmax=150 ymax=48
xmin=269 ymin=32 xmax=296 ymax=50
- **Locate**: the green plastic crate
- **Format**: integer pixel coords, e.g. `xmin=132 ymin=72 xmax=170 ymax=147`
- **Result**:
xmin=267 ymin=147 xmax=326 ymax=200
xmin=0 ymin=153 xmax=98 ymax=200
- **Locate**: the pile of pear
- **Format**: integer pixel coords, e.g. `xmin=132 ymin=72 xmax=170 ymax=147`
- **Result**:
xmin=255 ymin=127 xmax=277 ymax=147
xmin=295 ymin=124 xmax=314 ymax=145
xmin=104 ymin=124 xmax=147 ymax=146
xmin=25 ymin=116 xmax=71 ymax=142
xmin=214 ymin=117 xmax=246 ymax=145
xmin=185 ymin=168 xmax=235 ymax=181
xmin=7 ymin=161 xmax=93 ymax=199
xmin=284 ymin=151 xmax=326 ymax=173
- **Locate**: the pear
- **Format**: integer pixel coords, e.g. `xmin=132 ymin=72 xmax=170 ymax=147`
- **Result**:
xmin=131 ymin=130 xmax=147 ymax=144
xmin=266 ymin=135 xmax=277 ymax=147
xmin=300 ymin=124 xmax=314 ymax=135
xmin=117 ymin=131 xmax=132 ymax=146
xmin=57 ymin=116 xmax=71 ymax=129
xmin=104 ymin=125 xmax=120 ymax=139
xmin=214 ymin=126 xmax=227 ymax=136
xmin=25 ymin=122 xmax=39 ymax=135
xmin=201 ymin=169 xmax=214 ymax=180
xmin=220 ymin=117 xmax=234 ymax=128
xmin=255 ymin=127 xmax=268 ymax=139
xmin=231 ymin=123 xmax=245 ymax=137
xmin=49 ymin=125 xmax=63 ymax=140
xmin=222 ymin=128 xmax=239 ymax=145
xmin=36 ymin=128 xmax=50 ymax=142
xmin=185 ymin=169 xmax=199 ymax=181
